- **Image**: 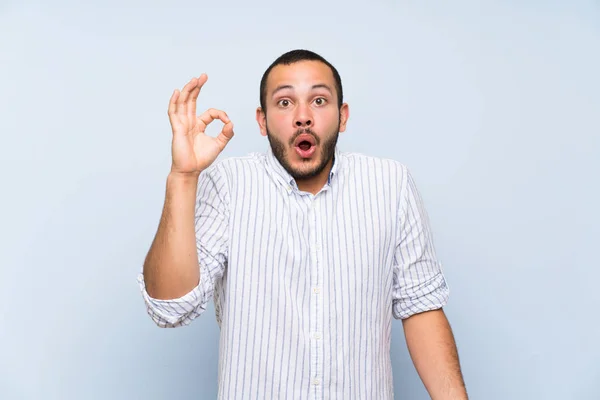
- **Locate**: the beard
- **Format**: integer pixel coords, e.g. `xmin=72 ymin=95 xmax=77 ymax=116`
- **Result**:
xmin=266 ymin=122 xmax=340 ymax=181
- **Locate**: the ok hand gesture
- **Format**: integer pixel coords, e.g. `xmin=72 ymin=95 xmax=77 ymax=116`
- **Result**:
xmin=168 ymin=74 xmax=235 ymax=176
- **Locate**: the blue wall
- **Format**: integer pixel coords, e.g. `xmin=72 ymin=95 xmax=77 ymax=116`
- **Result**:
xmin=1 ymin=1 xmax=598 ymax=398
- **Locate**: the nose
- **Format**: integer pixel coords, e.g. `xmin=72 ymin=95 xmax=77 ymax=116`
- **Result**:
xmin=294 ymin=104 xmax=312 ymax=128
xmin=295 ymin=118 xmax=312 ymax=127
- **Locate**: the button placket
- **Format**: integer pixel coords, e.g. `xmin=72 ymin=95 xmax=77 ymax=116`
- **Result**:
xmin=310 ymin=196 xmax=324 ymax=399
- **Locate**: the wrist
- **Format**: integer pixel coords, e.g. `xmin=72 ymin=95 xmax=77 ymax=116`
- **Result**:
xmin=167 ymin=170 xmax=201 ymax=185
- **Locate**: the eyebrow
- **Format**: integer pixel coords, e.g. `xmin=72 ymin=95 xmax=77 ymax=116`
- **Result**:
xmin=271 ymin=83 xmax=333 ymax=98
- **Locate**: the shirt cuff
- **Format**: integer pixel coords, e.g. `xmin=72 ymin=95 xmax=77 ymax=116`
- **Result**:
xmin=136 ymin=272 xmax=208 ymax=328
xmin=392 ymin=271 xmax=450 ymax=320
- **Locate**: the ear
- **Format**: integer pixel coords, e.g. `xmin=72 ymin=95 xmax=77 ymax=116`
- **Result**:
xmin=256 ymin=107 xmax=267 ymax=137
xmin=339 ymin=103 xmax=350 ymax=133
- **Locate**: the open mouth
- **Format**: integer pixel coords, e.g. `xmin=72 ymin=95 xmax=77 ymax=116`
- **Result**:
xmin=298 ymin=140 xmax=312 ymax=151
xmin=293 ymin=134 xmax=317 ymax=158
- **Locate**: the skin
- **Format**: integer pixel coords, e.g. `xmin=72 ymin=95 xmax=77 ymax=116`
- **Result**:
xmin=403 ymin=309 xmax=469 ymax=399
xmin=143 ymin=73 xmax=235 ymax=300
xmin=144 ymin=62 xmax=468 ymax=398
xmin=256 ymin=60 xmax=350 ymax=195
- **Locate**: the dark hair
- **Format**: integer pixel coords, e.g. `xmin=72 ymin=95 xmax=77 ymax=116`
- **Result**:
xmin=259 ymin=49 xmax=343 ymax=113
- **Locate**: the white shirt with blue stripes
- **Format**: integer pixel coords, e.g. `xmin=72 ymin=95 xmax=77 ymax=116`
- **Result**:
xmin=137 ymin=145 xmax=450 ymax=399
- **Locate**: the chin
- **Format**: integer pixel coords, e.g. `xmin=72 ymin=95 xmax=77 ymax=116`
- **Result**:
xmin=285 ymin=152 xmax=327 ymax=180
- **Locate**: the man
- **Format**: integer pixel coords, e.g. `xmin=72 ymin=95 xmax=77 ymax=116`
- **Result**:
xmin=138 ymin=49 xmax=468 ymax=399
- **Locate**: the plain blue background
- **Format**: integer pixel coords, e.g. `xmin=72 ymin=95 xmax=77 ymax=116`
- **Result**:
xmin=1 ymin=1 xmax=599 ymax=399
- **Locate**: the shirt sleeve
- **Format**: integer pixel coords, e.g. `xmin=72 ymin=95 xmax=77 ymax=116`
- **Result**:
xmin=392 ymin=165 xmax=449 ymax=320
xmin=137 ymin=164 xmax=230 ymax=328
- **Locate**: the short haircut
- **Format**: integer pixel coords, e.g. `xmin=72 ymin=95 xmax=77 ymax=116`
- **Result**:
xmin=259 ymin=49 xmax=344 ymax=113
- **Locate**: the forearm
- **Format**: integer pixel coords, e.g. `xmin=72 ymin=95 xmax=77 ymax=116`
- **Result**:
xmin=403 ymin=309 xmax=468 ymax=400
xmin=143 ymin=171 xmax=201 ymax=300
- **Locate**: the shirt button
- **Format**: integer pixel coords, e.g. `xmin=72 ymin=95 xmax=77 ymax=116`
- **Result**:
xmin=313 ymin=333 xmax=322 ymax=340
xmin=313 ymin=288 xmax=320 ymax=294
xmin=313 ymin=379 xmax=320 ymax=386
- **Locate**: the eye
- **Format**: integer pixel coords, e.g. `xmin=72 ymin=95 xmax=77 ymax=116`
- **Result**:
xmin=314 ymin=97 xmax=327 ymax=106
xmin=277 ymin=99 xmax=291 ymax=107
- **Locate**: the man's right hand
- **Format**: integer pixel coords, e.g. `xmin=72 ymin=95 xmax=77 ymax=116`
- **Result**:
xmin=168 ymin=74 xmax=235 ymax=177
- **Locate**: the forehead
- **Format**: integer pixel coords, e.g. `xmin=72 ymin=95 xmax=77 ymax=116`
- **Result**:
xmin=266 ymin=60 xmax=336 ymax=93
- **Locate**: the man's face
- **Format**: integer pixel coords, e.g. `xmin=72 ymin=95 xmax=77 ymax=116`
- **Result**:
xmin=257 ymin=60 xmax=349 ymax=180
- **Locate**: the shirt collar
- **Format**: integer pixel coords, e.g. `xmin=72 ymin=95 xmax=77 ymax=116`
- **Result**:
xmin=265 ymin=145 xmax=343 ymax=193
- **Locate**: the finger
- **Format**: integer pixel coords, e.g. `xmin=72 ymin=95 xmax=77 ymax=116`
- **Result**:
xmin=168 ymin=89 xmax=180 ymax=116
xmin=184 ymin=86 xmax=200 ymax=121
xmin=187 ymin=74 xmax=208 ymax=120
xmin=176 ymin=77 xmax=198 ymax=111
xmin=197 ymin=108 xmax=231 ymax=132
xmin=218 ymin=121 xmax=235 ymax=146
xmin=187 ymin=85 xmax=201 ymax=122
xmin=197 ymin=73 xmax=208 ymax=88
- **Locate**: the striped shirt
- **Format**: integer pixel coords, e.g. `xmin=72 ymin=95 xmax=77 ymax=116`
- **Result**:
xmin=137 ymin=145 xmax=450 ymax=399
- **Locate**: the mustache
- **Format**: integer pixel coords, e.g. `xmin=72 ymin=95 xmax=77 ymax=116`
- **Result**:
xmin=290 ymin=128 xmax=320 ymax=145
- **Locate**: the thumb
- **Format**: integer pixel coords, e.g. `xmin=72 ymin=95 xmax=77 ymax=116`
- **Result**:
xmin=217 ymin=121 xmax=235 ymax=147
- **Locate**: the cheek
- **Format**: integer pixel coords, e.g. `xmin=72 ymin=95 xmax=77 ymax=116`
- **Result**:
xmin=267 ymin=112 xmax=289 ymax=129
xmin=318 ymin=109 xmax=340 ymax=129
xmin=266 ymin=114 xmax=294 ymax=143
